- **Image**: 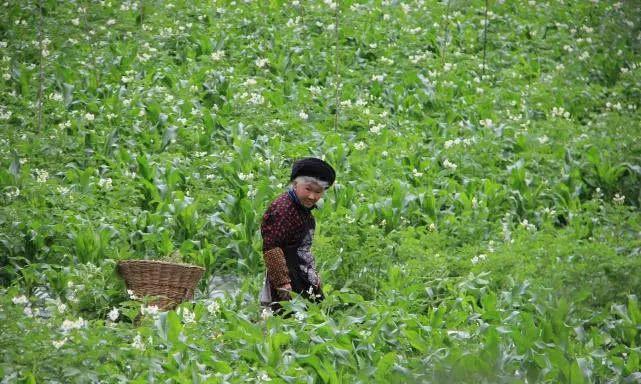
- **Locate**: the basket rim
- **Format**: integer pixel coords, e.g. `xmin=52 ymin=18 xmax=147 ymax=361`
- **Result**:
xmin=117 ymin=259 xmax=205 ymax=271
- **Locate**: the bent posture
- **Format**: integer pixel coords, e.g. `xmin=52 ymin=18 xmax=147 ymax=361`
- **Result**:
xmin=259 ymin=157 xmax=336 ymax=312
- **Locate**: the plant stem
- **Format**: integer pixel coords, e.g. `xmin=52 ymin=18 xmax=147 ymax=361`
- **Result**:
xmin=333 ymin=1 xmax=340 ymax=132
xmin=37 ymin=0 xmax=44 ymax=132
xmin=441 ymin=0 xmax=452 ymax=66
xmin=482 ymin=0 xmax=489 ymax=78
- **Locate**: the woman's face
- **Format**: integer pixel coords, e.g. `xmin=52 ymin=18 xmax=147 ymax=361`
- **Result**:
xmin=293 ymin=181 xmax=325 ymax=208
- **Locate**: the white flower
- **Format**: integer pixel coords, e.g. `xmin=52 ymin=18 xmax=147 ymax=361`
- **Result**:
xmin=34 ymin=168 xmax=49 ymax=183
xmin=479 ymin=119 xmax=493 ymax=128
xmin=49 ymin=92 xmax=63 ymax=101
xmin=243 ymin=78 xmax=257 ymax=87
xmin=371 ymin=74 xmax=385 ymax=82
xmin=141 ymin=305 xmax=159 ymax=316
xmin=127 ymin=289 xmax=137 ymax=299
xmin=428 ymin=223 xmax=437 ymax=232
xmin=255 ymin=57 xmax=269 ymax=68
xmin=354 ymin=141 xmax=367 ymax=150
xmin=260 ymin=307 xmax=273 ymax=320
xmin=238 ymin=172 xmax=254 ymax=181
xmin=340 ymin=99 xmax=353 ymax=108
xmin=369 ymin=122 xmax=384 ymax=135
xmin=108 ymin=308 xmax=119 ymax=322
xmin=6 ymin=186 xmax=20 ymax=200
xmin=0 ymin=108 xmax=12 ymax=120
xmin=57 ymin=302 xmax=67 ymax=314
xmin=309 ymin=85 xmax=322 ymax=95
xmin=84 ymin=112 xmax=95 ymax=121
xmin=106 ymin=19 xmax=116 ymax=26
xmin=299 ymin=111 xmax=308 ymax=120
xmin=207 ymin=301 xmax=221 ymax=314
xmin=52 ymin=338 xmax=68 ymax=349
xmin=248 ymin=92 xmax=264 ymax=105
xmin=183 ymin=311 xmax=195 ymax=324
xmin=97 ymin=177 xmax=112 ymax=190
xmin=66 ymin=293 xmax=78 ymax=304
xmin=61 ymin=317 xmax=86 ymax=332
xmin=294 ymin=311 xmax=306 ymax=321
xmin=613 ymin=193 xmax=625 ymax=205
xmin=520 ymin=219 xmax=536 ymax=232
xmin=412 ymin=168 xmax=423 ymax=177
xmin=211 ymin=50 xmax=225 ymax=61
xmin=442 ymin=159 xmax=457 ymax=171
xmin=542 ymin=207 xmax=556 ymax=217
xmin=71 ymin=18 xmax=80 ymax=26
xmin=551 ymin=107 xmax=570 ymax=119
xmin=471 ymin=254 xmax=487 ymax=265
xmin=323 ymin=0 xmax=337 ymax=10
xmin=132 ymin=334 xmax=145 ymax=350
xmin=180 ymin=308 xmax=195 ymax=323
xmin=12 ymin=295 xmax=29 ymax=305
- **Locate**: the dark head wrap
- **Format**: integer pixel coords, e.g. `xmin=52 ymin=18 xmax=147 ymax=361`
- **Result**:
xmin=290 ymin=157 xmax=336 ymax=187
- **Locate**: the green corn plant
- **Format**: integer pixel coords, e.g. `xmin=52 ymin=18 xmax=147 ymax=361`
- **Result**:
xmin=65 ymin=166 xmax=95 ymax=193
xmin=582 ymin=146 xmax=628 ymax=197
xmin=14 ymin=261 xmax=40 ymax=296
xmin=173 ymin=196 xmax=204 ymax=242
xmin=43 ymin=265 xmax=70 ymax=299
xmin=163 ymin=166 xmax=184 ymax=197
xmin=70 ymin=226 xmax=111 ymax=265
xmin=552 ymin=183 xmax=582 ymax=225
xmin=323 ymin=133 xmax=349 ymax=173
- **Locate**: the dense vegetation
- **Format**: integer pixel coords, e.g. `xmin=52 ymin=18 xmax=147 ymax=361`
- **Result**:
xmin=1 ymin=0 xmax=640 ymax=382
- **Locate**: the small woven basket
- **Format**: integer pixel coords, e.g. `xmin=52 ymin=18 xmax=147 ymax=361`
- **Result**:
xmin=117 ymin=260 xmax=205 ymax=310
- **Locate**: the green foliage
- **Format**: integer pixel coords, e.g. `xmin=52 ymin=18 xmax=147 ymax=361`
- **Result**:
xmin=1 ymin=0 xmax=640 ymax=382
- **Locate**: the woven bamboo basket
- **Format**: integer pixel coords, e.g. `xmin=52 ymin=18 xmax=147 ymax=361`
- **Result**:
xmin=117 ymin=260 xmax=205 ymax=310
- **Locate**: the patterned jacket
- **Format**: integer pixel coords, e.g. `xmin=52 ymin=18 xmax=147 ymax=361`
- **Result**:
xmin=260 ymin=190 xmax=321 ymax=304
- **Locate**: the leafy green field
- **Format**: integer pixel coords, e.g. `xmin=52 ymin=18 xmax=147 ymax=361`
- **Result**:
xmin=1 ymin=0 xmax=640 ymax=382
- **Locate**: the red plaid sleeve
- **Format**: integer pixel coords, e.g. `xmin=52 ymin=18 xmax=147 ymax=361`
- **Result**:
xmin=261 ymin=201 xmax=292 ymax=287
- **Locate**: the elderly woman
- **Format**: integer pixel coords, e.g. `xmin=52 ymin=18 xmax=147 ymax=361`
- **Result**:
xmin=259 ymin=157 xmax=336 ymax=313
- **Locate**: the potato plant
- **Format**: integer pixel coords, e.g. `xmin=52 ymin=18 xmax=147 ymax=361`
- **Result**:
xmin=1 ymin=0 xmax=640 ymax=382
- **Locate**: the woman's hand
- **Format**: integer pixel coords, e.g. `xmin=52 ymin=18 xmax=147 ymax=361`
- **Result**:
xmin=276 ymin=283 xmax=292 ymax=301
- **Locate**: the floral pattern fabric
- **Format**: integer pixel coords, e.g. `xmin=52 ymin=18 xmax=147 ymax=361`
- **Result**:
xmin=260 ymin=191 xmax=319 ymax=304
